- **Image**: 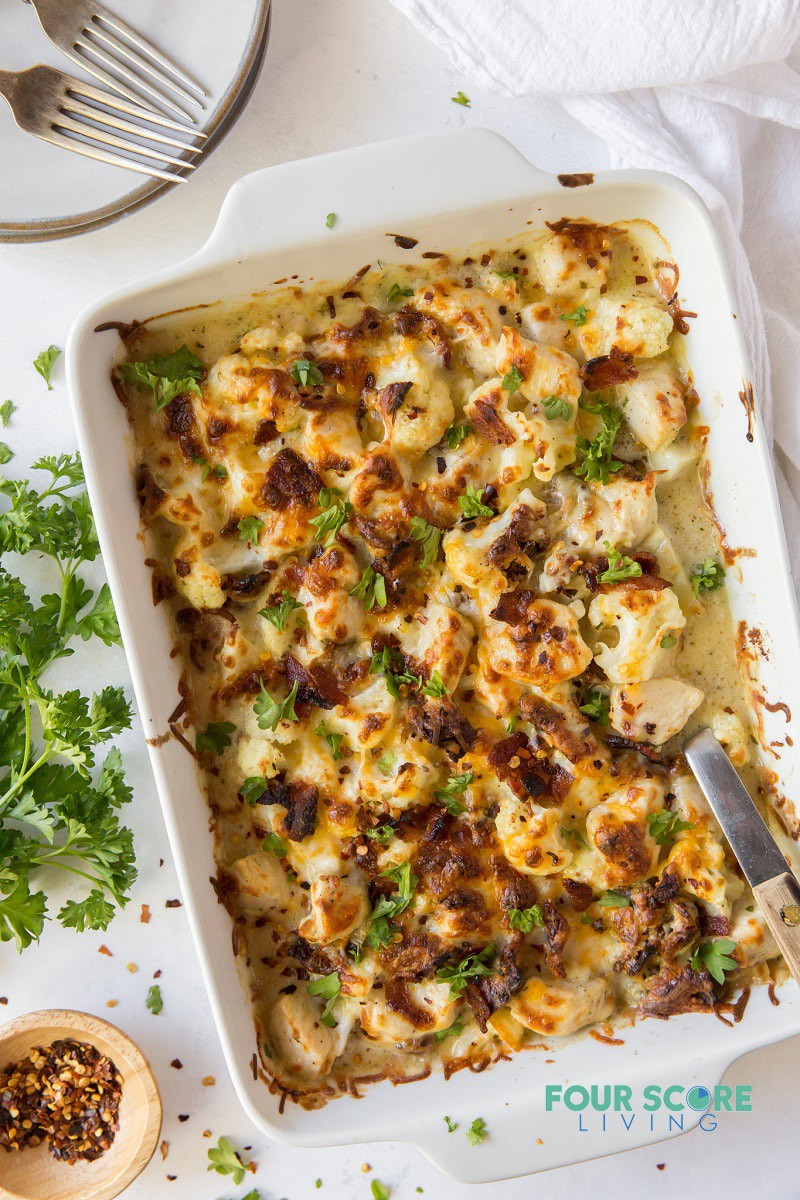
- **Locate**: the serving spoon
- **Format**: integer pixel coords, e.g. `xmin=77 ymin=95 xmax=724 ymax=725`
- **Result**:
xmin=685 ymin=727 xmax=800 ymax=988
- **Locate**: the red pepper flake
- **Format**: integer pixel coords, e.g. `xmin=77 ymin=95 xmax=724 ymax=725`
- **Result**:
xmin=153 ymin=969 xmax=162 ymax=979
xmin=98 ymin=944 xmax=113 ymax=956
xmin=165 ymin=899 xmax=182 ymax=908
xmin=140 ymin=904 xmax=151 ymax=924
xmin=0 ymin=998 xmax=7 ymax=1005
xmin=657 ymin=1164 xmax=666 ymax=1171
xmin=170 ymin=1058 xmax=183 ymax=1070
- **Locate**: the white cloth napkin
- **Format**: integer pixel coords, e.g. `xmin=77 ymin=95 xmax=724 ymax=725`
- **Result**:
xmin=392 ymin=0 xmax=800 ymax=584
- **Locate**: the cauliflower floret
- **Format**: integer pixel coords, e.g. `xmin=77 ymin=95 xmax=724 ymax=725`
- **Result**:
xmin=520 ymin=301 xmax=574 ymax=349
xmin=618 ymin=357 xmax=687 ymax=451
xmin=371 ymin=350 xmax=454 ymax=460
xmin=495 ymin=796 xmax=571 ymax=876
xmin=534 ymin=222 xmax=613 ymax=297
xmin=359 ymin=979 xmax=458 ymax=1042
xmin=589 ymin=585 xmax=686 ymax=683
xmin=413 ymin=281 xmax=502 ymax=376
xmin=442 ymin=488 xmax=546 ymax=595
xmin=204 ymin=351 xmax=303 ymax=431
xmin=584 ymin=778 xmax=663 ymax=889
xmin=298 ymin=873 xmax=370 ymax=946
xmin=300 ymin=407 xmax=363 ymax=473
xmin=580 ymin=295 xmax=673 ymax=359
xmin=487 ymin=595 xmax=593 ymax=686
xmin=509 ymin=977 xmax=614 ymax=1036
xmin=545 ymin=472 xmax=658 ymax=561
xmin=728 ymin=899 xmax=778 ymax=966
xmin=610 ymin=678 xmax=704 ymax=745
xmin=395 ymin=601 xmax=474 ymax=692
xmin=665 ymin=827 xmax=741 ymax=917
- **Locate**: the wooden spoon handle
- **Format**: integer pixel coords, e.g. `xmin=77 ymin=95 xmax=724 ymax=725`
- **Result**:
xmin=753 ymin=871 xmax=800 ymax=987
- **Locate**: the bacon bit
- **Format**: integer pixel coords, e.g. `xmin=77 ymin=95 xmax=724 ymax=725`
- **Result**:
xmin=768 ymin=981 xmax=780 ymax=1006
xmin=657 ymin=1164 xmax=666 ymax=1171
xmin=251 ymin=1053 xmax=258 ymax=1081
xmin=388 ymin=233 xmax=418 ymax=249
xmin=178 ymin=1114 xmax=190 ymax=1122
xmin=0 ymin=998 xmax=7 ymax=1005
xmin=165 ymin=898 xmax=182 ymax=908
xmin=557 ymin=173 xmax=595 ymax=188
xmin=153 ymin=969 xmax=162 ymax=978
xmin=202 ymin=1076 xmax=216 ymax=1087
xmin=98 ymin=944 xmax=112 ymax=956
xmin=170 ymin=1058 xmax=183 ymax=1069
xmin=580 ymin=346 xmax=638 ymax=392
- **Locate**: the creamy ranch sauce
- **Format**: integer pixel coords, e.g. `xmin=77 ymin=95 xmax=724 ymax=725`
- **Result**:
xmin=117 ymin=218 xmax=782 ymax=1107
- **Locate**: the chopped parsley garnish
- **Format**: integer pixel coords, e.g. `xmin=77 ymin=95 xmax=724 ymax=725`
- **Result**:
xmin=598 ymin=542 xmax=642 ymax=584
xmin=660 ymin=634 xmax=677 ymax=649
xmin=254 ymin=680 xmax=300 ymax=731
xmin=33 ymin=344 xmax=61 ymax=390
xmin=690 ymin=557 xmax=725 ymax=597
xmin=493 ymin=269 xmax=518 ymax=281
xmin=420 ymin=669 xmax=448 ymax=698
xmin=466 ymin=1117 xmax=488 ymax=1145
xmin=647 ymin=810 xmax=695 ymax=845
xmin=289 ymin=358 xmax=324 ymax=388
xmin=199 ymin=459 xmax=227 ymax=481
xmin=444 ymin=1116 xmax=458 ymax=1133
xmin=434 ymin=1015 xmax=465 ymax=1042
xmin=579 ymin=690 xmax=610 ymax=725
xmin=310 ymin=486 xmax=352 ymax=546
xmin=370 ymin=644 xmax=421 ymax=698
xmin=434 ymin=771 xmax=474 ymax=815
xmin=307 ymin=970 xmax=341 ymax=1026
xmin=502 ymin=364 xmax=523 ymax=396
xmin=259 ymin=591 xmax=304 ymax=632
xmin=437 ymin=944 xmax=495 ymax=998
xmin=325 ymin=212 xmax=336 ymax=229
xmin=146 ymin=983 xmax=163 ymax=1014
xmin=506 ymin=715 xmax=519 ymax=734
xmin=507 ymin=904 xmax=544 ymax=932
xmin=458 ymin=486 xmax=494 ymax=519
xmin=371 ymin=1182 xmax=391 ymax=1200
xmin=0 ymin=400 xmax=15 ymax=426
xmin=597 ymin=890 xmax=631 ymax=908
xmin=237 ymin=515 xmax=264 ymax=545
xmin=561 ymin=826 xmax=588 ymax=848
xmin=0 ymin=443 xmax=12 ymax=466
xmin=207 ymin=1136 xmax=249 ymax=1185
xmin=377 ymin=749 xmax=396 ymax=775
xmin=262 ymin=831 xmax=288 ymax=858
xmin=350 ymin=564 xmax=388 ymax=611
xmin=543 ymin=395 xmax=572 ymax=421
xmin=240 ymin=776 xmax=269 ymax=805
xmin=560 ymin=305 xmax=588 ymax=327
xmin=451 ymin=90 xmax=471 ymax=106
xmin=576 ymin=399 xmax=622 ymax=484
xmin=196 ymin=720 xmax=236 ymax=754
xmin=315 ymin=721 xmax=344 ymax=761
xmin=365 ymin=863 xmax=417 ymax=949
xmin=444 ymin=422 xmax=472 ymax=449
xmin=119 ymin=346 xmax=203 ymax=411
xmin=691 ymin=938 xmax=738 ymax=984
xmin=366 ymin=825 xmax=395 ymax=843
xmin=409 ymin=516 xmax=442 ymax=568
xmin=387 ymin=282 xmax=415 ymax=302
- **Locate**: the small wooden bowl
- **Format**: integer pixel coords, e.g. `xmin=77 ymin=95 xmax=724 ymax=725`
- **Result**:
xmin=0 ymin=1010 xmax=162 ymax=1200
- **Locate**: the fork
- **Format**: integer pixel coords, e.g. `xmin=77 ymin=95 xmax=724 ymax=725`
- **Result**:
xmin=0 ymin=64 xmax=205 ymax=182
xmin=25 ymin=0 xmax=206 ymax=124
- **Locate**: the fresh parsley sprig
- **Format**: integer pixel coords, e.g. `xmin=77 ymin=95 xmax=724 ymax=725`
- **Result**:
xmin=647 ymin=810 xmax=695 ymax=845
xmin=409 ymin=516 xmax=442 ymax=568
xmin=259 ymin=591 xmax=304 ymax=632
xmin=507 ymin=904 xmax=544 ymax=932
xmin=434 ymin=770 xmax=474 ymax=815
xmin=350 ymin=565 xmax=388 ymax=611
xmin=690 ymin=557 xmax=725 ymax=597
xmin=691 ymin=938 xmax=738 ymax=984
xmin=576 ymin=398 xmax=622 ymax=484
xmin=598 ymin=542 xmax=642 ymax=585
xmin=310 ymin=487 xmax=351 ymax=546
xmin=0 ymin=452 xmax=135 ymax=950
xmin=437 ymin=944 xmax=495 ymax=998
xmin=579 ymin=689 xmax=610 ymax=725
xmin=254 ymin=680 xmax=299 ymax=731
xmin=306 ymin=970 xmax=341 ymax=1026
xmin=458 ymin=486 xmax=494 ymax=520
xmin=119 ymin=346 xmax=203 ymax=412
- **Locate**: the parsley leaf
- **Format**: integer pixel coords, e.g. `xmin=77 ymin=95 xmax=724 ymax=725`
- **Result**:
xmin=377 ymin=749 xmax=396 ymax=775
xmin=466 ymin=1117 xmax=488 ymax=1145
xmin=289 ymin=358 xmax=323 ymax=388
xmin=196 ymin=721 xmax=236 ymax=755
xmin=350 ymin=565 xmax=387 ymax=611
xmin=409 ymin=516 xmax=442 ymax=568
xmin=207 ymin=1136 xmax=248 ymax=1185
xmin=458 ymin=486 xmax=494 ymax=519
xmin=370 ymin=645 xmax=421 ymax=698
xmin=310 ymin=487 xmax=351 ymax=546
xmin=388 ymin=283 xmax=415 ymax=302
xmin=444 ymin=1116 xmax=458 ymax=1133
xmin=0 ymin=400 xmax=15 ymax=427
xmin=0 ymin=443 xmax=13 ymax=465
xmin=647 ymin=810 xmax=695 ymax=845
xmin=262 ymin=832 xmax=288 ymax=858
xmin=434 ymin=1015 xmax=464 ymax=1042
xmin=259 ymin=591 xmax=304 ymax=632
xmin=119 ymin=346 xmax=203 ymax=411
xmin=690 ymin=557 xmax=725 ymax=597
xmin=434 ymin=771 xmax=474 ymax=816
xmin=365 ymin=862 xmax=417 ymax=949
xmin=507 ymin=904 xmax=543 ymax=932
xmin=366 ymin=825 xmax=395 ymax=843
xmin=444 ymin=422 xmax=472 ymax=449
xmin=543 ymin=395 xmax=572 ymax=421
xmin=575 ymin=399 xmax=622 ymax=484
xmin=307 ymin=970 xmax=341 ymax=1026
xmin=146 ymin=984 xmax=163 ymax=1014
xmin=33 ymin=345 xmax=61 ymax=389
xmin=598 ymin=542 xmax=642 ymax=585
xmin=371 ymin=1182 xmax=391 ymax=1200
xmin=560 ymin=305 xmax=588 ymax=327
xmin=420 ymin=669 xmax=448 ymax=698
xmin=579 ymin=690 xmax=610 ymax=725
xmin=254 ymin=680 xmax=299 ymax=731
xmin=598 ymin=890 xmax=631 ymax=908
xmin=325 ymin=212 xmax=336 ymax=229
xmin=237 ymin=516 xmax=264 ymax=545
xmin=240 ymin=777 xmax=269 ymax=805
xmin=691 ymin=938 xmax=738 ymax=984
xmin=502 ymin=365 xmax=523 ymax=396
xmin=437 ymin=944 xmax=495 ymax=998
xmin=452 ymin=91 xmax=471 ymax=107
xmin=660 ymin=634 xmax=677 ymax=649
xmin=315 ymin=721 xmax=344 ymax=761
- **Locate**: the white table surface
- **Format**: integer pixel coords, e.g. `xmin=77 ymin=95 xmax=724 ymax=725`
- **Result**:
xmin=1 ymin=2 xmax=799 ymax=1197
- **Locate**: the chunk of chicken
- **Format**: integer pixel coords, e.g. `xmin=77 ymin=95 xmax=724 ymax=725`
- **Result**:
xmin=535 ymin=223 xmax=613 ymax=297
xmin=298 ymin=873 xmax=370 ymax=945
xmin=371 ymin=349 xmax=454 ymax=461
xmin=269 ymin=990 xmax=337 ymax=1077
xmin=509 ymin=976 xmax=614 ymax=1036
xmin=609 ymin=678 xmax=704 ymax=745
xmin=227 ymin=850 xmax=292 ymax=913
xmin=487 ymin=596 xmax=593 ymax=686
xmin=581 ymin=295 xmax=673 ymax=360
xmin=495 ymin=796 xmax=571 ymax=877
xmin=545 ymin=472 xmax=659 ymax=560
xmin=359 ymin=980 xmax=458 ymax=1043
xmin=589 ymin=585 xmax=686 ymax=683
xmin=618 ymin=358 xmax=688 ymax=451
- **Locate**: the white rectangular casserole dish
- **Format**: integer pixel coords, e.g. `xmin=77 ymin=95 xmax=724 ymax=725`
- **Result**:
xmin=66 ymin=128 xmax=800 ymax=1183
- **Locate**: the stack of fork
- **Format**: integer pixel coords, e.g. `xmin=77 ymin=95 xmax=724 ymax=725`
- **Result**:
xmin=1 ymin=0 xmax=208 ymax=182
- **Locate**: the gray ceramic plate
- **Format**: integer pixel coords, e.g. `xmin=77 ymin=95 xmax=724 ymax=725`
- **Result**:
xmin=0 ymin=0 xmax=270 ymax=242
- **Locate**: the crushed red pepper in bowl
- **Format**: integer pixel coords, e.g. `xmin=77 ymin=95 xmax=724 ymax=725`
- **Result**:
xmin=0 ymin=1039 xmax=123 ymax=1164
